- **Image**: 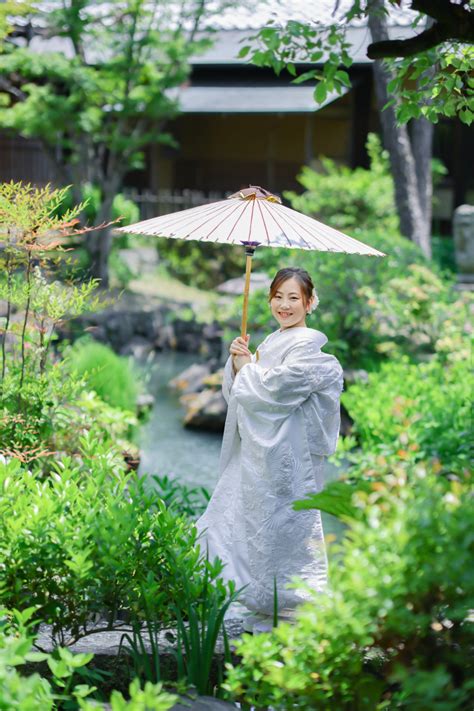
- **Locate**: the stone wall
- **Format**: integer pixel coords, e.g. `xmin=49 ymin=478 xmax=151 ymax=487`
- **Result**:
xmin=59 ymin=292 xmax=224 ymax=361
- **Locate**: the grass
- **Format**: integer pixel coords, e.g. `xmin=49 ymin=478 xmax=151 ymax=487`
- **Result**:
xmin=128 ymin=264 xmax=230 ymax=323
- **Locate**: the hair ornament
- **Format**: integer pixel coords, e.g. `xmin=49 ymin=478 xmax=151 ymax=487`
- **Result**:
xmin=308 ymin=287 xmax=319 ymax=314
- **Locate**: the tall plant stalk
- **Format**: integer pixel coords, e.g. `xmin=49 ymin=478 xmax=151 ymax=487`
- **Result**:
xmin=0 ymin=250 xmax=12 ymax=393
xmin=172 ymin=558 xmax=243 ymax=696
xmin=18 ymin=248 xmax=32 ymax=397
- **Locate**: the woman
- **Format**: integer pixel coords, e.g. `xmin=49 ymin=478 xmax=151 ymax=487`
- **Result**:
xmin=195 ymin=267 xmax=344 ymax=632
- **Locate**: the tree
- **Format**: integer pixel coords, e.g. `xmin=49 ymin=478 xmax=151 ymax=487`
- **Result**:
xmin=366 ymin=0 xmax=474 ymax=59
xmin=0 ymin=0 xmax=217 ymax=286
xmin=240 ymin=0 xmax=474 ymax=258
xmin=367 ymin=0 xmax=433 ymax=257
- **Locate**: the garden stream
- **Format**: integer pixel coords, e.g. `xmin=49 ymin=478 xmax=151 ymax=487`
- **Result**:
xmin=138 ymin=350 xmax=345 ymax=541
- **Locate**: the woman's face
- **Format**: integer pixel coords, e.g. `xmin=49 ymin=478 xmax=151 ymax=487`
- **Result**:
xmin=270 ymin=276 xmax=308 ymax=330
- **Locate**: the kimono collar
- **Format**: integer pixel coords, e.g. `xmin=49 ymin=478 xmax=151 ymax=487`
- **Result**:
xmin=273 ymin=327 xmax=328 ymax=350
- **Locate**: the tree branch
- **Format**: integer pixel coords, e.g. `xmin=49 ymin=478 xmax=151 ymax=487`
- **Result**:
xmin=0 ymin=76 xmax=27 ymax=101
xmin=367 ymin=23 xmax=449 ymax=58
xmin=367 ymin=0 xmax=474 ymax=59
xmin=412 ymin=0 xmax=470 ymax=27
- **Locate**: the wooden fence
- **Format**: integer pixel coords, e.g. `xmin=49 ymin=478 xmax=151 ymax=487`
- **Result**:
xmin=123 ymin=188 xmax=229 ymax=219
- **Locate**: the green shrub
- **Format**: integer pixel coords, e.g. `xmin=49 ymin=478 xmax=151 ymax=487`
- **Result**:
xmin=0 ymin=448 xmax=233 ymax=647
xmin=285 ymin=133 xmax=398 ymax=233
xmin=358 ymin=264 xmax=472 ymax=363
xmin=109 ymin=248 xmax=136 ymax=288
xmin=112 ymin=193 xmax=140 ymax=231
xmin=431 ymin=234 xmax=456 ymax=273
xmin=51 ymin=387 xmax=139 ymax=464
xmin=67 ymin=339 xmax=140 ymax=413
xmin=224 ymin=467 xmax=474 ymax=710
xmin=0 ymin=359 xmax=137 ymax=468
xmin=341 ymin=357 xmax=472 ymax=475
xmin=151 ymin=474 xmax=210 ymax=519
xmin=0 ymin=608 xmax=178 ymax=710
xmin=155 ymin=237 xmax=245 ymax=290
xmin=0 ymin=182 xmax=103 ymax=459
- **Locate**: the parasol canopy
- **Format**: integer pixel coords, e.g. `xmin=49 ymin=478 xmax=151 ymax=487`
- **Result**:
xmin=119 ymin=186 xmax=385 ymax=256
xmin=117 ymin=186 xmax=385 ymax=337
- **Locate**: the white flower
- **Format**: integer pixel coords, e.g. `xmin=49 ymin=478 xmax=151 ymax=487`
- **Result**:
xmin=308 ymin=288 xmax=319 ymax=314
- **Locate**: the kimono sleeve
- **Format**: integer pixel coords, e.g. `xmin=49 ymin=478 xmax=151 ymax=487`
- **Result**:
xmin=222 ymin=352 xmax=257 ymax=404
xmin=233 ymin=340 xmax=343 ymax=418
xmin=222 ymin=355 xmax=235 ymax=404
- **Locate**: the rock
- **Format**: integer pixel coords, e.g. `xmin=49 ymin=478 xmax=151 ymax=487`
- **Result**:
xmin=60 ymin=291 xmax=223 ymax=358
xmin=107 ymin=312 xmax=135 ymax=347
xmin=98 ymin=696 xmax=237 ymax=711
xmin=171 ymin=696 xmax=238 ymax=710
xmin=453 ymin=204 xmax=474 ymax=289
xmin=132 ymin=308 xmax=167 ymax=341
xmin=118 ymin=247 xmax=158 ymax=275
xmin=343 ymin=368 xmax=369 ymax=385
xmin=154 ymin=323 xmax=178 ymax=350
xmin=216 ymin=272 xmax=271 ymax=295
xmin=119 ymin=336 xmax=154 ymax=359
xmin=170 ymin=363 xmax=212 ymax=394
xmin=201 ymin=369 xmax=224 ymax=388
xmin=340 ymin=403 xmax=353 ymax=438
xmin=35 ymin=606 xmax=246 ymax=656
xmin=180 ymin=389 xmax=227 ymax=432
xmin=136 ymin=392 xmax=155 ymax=416
xmin=172 ymin=319 xmax=223 ymax=359
xmin=34 ymin=612 xmax=246 ymax=697
xmin=122 ymin=449 xmax=140 ymax=472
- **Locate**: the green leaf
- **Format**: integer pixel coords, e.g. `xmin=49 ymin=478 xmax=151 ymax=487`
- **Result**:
xmin=238 ymin=46 xmax=251 ymax=59
xmin=293 ymin=70 xmax=317 ymax=85
xmin=335 ymin=70 xmax=351 ymax=87
xmin=293 ymin=480 xmax=372 ymax=519
xmin=314 ymin=82 xmax=328 ymax=104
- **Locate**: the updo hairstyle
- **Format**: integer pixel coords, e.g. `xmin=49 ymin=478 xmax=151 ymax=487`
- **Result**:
xmin=268 ymin=267 xmax=319 ymax=312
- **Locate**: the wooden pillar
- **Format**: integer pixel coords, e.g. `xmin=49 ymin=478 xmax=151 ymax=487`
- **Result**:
xmin=266 ymin=120 xmax=276 ymax=190
xmin=350 ymin=71 xmax=372 ymax=169
xmin=453 ymin=119 xmax=470 ymax=208
xmin=304 ymin=113 xmax=314 ymax=165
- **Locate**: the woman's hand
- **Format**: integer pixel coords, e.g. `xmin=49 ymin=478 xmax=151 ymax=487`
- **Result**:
xmin=230 ymin=335 xmax=251 ymax=373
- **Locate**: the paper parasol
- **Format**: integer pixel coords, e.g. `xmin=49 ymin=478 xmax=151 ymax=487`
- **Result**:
xmin=116 ymin=185 xmax=385 ymax=338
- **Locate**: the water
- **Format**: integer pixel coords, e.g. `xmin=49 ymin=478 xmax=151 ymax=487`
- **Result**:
xmin=138 ymin=350 xmax=222 ymax=489
xmin=138 ymin=350 xmax=345 ymax=540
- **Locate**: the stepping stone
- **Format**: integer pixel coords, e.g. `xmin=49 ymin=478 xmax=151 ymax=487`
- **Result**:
xmin=172 ymin=696 xmax=238 ymax=709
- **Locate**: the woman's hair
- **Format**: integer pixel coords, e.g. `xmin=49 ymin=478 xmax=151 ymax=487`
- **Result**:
xmin=268 ymin=267 xmax=319 ymax=311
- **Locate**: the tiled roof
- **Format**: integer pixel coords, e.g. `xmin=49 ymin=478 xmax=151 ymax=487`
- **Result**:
xmin=168 ymin=83 xmax=350 ymax=112
xmin=203 ymin=0 xmax=417 ymax=31
xmin=192 ymin=25 xmax=416 ymax=65
xmin=17 ymin=0 xmax=418 ymax=66
xmin=193 ymin=0 xmax=418 ymax=63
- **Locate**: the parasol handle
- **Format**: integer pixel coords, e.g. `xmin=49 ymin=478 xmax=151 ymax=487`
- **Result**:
xmin=240 ymin=243 xmax=257 ymax=340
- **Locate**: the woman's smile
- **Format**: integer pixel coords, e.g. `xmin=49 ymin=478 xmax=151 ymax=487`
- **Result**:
xmin=270 ymin=276 xmax=309 ymax=329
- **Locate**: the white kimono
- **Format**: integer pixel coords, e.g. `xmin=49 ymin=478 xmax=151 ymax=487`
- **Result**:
xmin=195 ymin=326 xmax=343 ymax=617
